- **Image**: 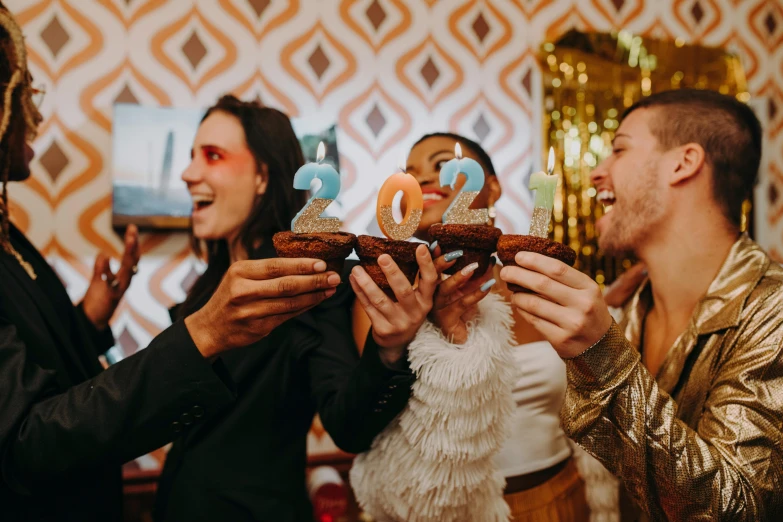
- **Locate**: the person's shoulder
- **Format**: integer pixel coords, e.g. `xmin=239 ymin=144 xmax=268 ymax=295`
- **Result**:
xmin=736 ymin=258 xmax=783 ymax=347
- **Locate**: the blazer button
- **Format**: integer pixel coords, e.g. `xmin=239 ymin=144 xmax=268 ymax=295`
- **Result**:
xmin=171 ymin=421 xmax=183 ymax=434
xmin=382 ymin=393 xmax=392 ymax=399
xmin=373 ymin=408 xmax=383 ymax=412
xmin=378 ymin=400 xmax=387 ymax=405
xmin=181 ymin=413 xmax=194 ymax=426
xmin=192 ymin=405 xmax=205 ymax=418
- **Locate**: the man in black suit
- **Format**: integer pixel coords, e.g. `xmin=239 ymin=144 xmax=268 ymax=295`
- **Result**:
xmin=0 ymin=5 xmax=352 ymax=520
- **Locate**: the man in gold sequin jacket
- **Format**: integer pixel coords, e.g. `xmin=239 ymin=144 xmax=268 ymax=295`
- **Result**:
xmin=500 ymin=89 xmax=783 ymax=521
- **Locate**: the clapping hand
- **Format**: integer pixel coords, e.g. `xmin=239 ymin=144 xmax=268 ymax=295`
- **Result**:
xmin=82 ymin=225 xmax=140 ymax=330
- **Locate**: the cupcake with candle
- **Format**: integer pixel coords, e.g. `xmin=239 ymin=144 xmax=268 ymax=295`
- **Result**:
xmin=273 ymin=142 xmax=357 ymax=273
xmin=356 ymin=162 xmax=424 ymax=296
xmin=496 ymin=147 xmax=576 ymax=292
xmin=426 ymin=142 xmax=501 ymax=280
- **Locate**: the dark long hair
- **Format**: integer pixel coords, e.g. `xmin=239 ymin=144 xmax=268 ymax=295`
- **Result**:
xmin=179 ymin=95 xmax=306 ymax=318
xmin=412 ymin=132 xmax=497 ymax=176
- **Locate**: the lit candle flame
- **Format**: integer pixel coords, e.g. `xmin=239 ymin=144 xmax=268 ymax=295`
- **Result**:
xmin=316 ymin=141 xmax=325 ymax=162
xmin=547 ymin=146 xmax=555 ymax=175
xmin=455 ymin=142 xmax=462 ymax=160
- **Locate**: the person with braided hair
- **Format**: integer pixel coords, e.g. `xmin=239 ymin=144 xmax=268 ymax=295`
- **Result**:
xmin=0 ymin=5 xmax=351 ymax=521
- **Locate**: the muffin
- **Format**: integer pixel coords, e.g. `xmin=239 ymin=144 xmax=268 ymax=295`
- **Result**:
xmin=428 ymin=224 xmax=502 ymax=280
xmin=355 ymin=235 xmax=420 ymax=297
xmin=496 ymin=235 xmax=576 ymax=292
xmin=273 ymin=231 xmax=357 ymax=274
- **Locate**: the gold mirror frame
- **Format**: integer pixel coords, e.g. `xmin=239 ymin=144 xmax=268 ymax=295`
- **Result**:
xmin=539 ymin=29 xmax=751 ymax=287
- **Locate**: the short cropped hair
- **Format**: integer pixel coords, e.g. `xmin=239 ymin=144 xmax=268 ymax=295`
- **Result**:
xmin=623 ymin=89 xmax=762 ymax=228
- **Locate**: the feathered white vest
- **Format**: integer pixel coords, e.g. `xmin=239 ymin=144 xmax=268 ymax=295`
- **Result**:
xmin=351 ymin=292 xmax=516 ymax=522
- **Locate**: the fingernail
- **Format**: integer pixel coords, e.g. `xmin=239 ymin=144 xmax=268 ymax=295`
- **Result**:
xmin=314 ymin=261 xmax=327 ymax=272
xmin=325 ymin=288 xmax=337 ymax=297
xmin=378 ymin=254 xmax=392 ymax=267
xmin=327 ymin=274 xmax=341 ymax=286
xmin=429 ymin=240 xmax=438 ymax=253
xmin=444 ymin=250 xmax=464 ymax=262
xmin=461 ymin=262 xmax=479 ymax=276
xmin=481 ymin=278 xmax=496 ymax=292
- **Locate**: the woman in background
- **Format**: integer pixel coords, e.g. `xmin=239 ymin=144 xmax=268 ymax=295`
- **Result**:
xmin=153 ymin=96 xmax=431 ymax=522
xmin=352 ymin=133 xmax=621 ymax=521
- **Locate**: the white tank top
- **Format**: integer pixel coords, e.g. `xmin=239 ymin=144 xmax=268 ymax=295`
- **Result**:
xmin=493 ymin=341 xmax=572 ymax=477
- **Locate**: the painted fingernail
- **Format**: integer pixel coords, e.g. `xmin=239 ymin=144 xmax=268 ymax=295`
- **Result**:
xmin=314 ymin=261 xmax=327 ymax=272
xmin=481 ymin=278 xmax=496 ymax=292
xmin=461 ymin=262 xmax=479 ymax=276
xmin=429 ymin=240 xmax=438 ymax=253
xmin=444 ymin=250 xmax=464 ymax=262
xmin=378 ymin=254 xmax=392 ymax=267
xmin=327 ymin=274 xmax=341 ymax=286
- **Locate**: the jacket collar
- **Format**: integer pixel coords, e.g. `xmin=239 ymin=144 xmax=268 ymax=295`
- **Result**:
xmin=624 ymin=234 xmax=767 ymax=339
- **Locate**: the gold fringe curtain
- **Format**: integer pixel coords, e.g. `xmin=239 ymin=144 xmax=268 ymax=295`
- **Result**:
xmin=539 ymin=30 xmax=750 ymax=287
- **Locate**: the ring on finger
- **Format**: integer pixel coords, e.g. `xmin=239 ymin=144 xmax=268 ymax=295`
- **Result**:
xmin=131 ymin=265 xmax=138 ymax=274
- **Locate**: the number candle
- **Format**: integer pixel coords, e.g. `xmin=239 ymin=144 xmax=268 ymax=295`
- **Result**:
xmin=439 ymin=143 xmax=489 ymax=225
xmin=376 ymin=159 xmax=424 ymax=241
xmin=291 ymin=142 xmax=342 ymax=234
xmin=528 ymin=146 xmax=557 ymax=238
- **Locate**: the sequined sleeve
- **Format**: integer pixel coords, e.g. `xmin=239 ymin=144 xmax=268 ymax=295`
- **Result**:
xmin=561 ymin=321 xmax=783 ymax=521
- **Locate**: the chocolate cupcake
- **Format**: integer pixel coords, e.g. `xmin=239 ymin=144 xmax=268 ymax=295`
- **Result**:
xmin=428 ymin=224 xmax=502 ymax=280
xmin=355 ymin=235 xmax=420 ymax=297
xmin=496 ymin=235 xmax=576 ymax=292
xmin=273 ymin=231 xmax=357 ymax=274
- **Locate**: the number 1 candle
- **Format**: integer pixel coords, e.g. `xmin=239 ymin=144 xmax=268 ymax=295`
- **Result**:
xmin=439 ymin=143 xmax=489 ymax=225
xmin=528 ymin=147 xmax=557 ymax=238
xmin=291 ymin=142 xmax=341 ymax=234
xmin=376 ymin=159 xmax=423 ymax=241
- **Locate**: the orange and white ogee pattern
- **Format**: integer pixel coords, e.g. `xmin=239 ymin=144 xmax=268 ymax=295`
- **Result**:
xmin=6 ymin=0 xmax=783 ymax=460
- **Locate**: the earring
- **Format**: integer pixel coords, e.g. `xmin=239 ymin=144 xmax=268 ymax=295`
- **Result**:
xmin=488 ymin=202 xmax=497 ymax=225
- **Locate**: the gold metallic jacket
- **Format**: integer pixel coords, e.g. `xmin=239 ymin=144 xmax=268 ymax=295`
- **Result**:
xmin=561 ymin=236 xmax=783 ymax=521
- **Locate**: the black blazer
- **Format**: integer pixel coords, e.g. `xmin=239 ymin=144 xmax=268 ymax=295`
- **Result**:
xmin=154 ymin=250 xmax=415 ymax=522
xmin=0 ymin=224 xmax=236 ymax=522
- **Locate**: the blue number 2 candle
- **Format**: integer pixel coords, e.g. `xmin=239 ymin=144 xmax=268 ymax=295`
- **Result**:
xmin=291 ymin=142 xmax=342 ymax=234
xmin=439 ymin=143 xmax=489 ymax=225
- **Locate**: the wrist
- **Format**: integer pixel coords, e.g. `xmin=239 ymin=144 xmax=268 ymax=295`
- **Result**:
xmin=81 ymin=301 xmax=109 ymax=331
xmin=185 ymin=310 xmax=220 ymax=359
xmin=377 ymin=343 xmax=408 ymax=369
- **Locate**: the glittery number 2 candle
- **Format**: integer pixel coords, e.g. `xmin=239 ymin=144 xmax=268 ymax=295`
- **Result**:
xmin=376 ymin=163 xmax=424 ymax=241
xmin=291 ymin=142 xmax=341 ymax=234
xmin=439 ymin=143 xmax=488 ymax=225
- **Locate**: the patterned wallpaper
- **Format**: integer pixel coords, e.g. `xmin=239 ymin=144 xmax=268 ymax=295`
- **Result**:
xmin=6 ymin=0 xmax=783 ymax=460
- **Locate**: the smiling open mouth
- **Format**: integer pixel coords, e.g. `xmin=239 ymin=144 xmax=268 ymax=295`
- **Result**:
xmin=191 ymin=194 xmax=215 ymax=211
xmin=422 ymin=192 xmax=446 ymax=207
xmin=596 ymin=189 xmax=615 ymax=212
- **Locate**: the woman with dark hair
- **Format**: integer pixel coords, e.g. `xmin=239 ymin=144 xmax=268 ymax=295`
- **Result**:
xmin=351 ymin=133 xmax=621 ymax=521
xmin=153 ymin=95 xmax=438 ymax=522
xmin=0 ymin=6 xmax=343 ymax=521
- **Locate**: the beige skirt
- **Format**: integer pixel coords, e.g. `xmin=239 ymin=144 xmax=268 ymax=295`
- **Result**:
xmin=504 ymin=458 xmax=590 ymax=522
